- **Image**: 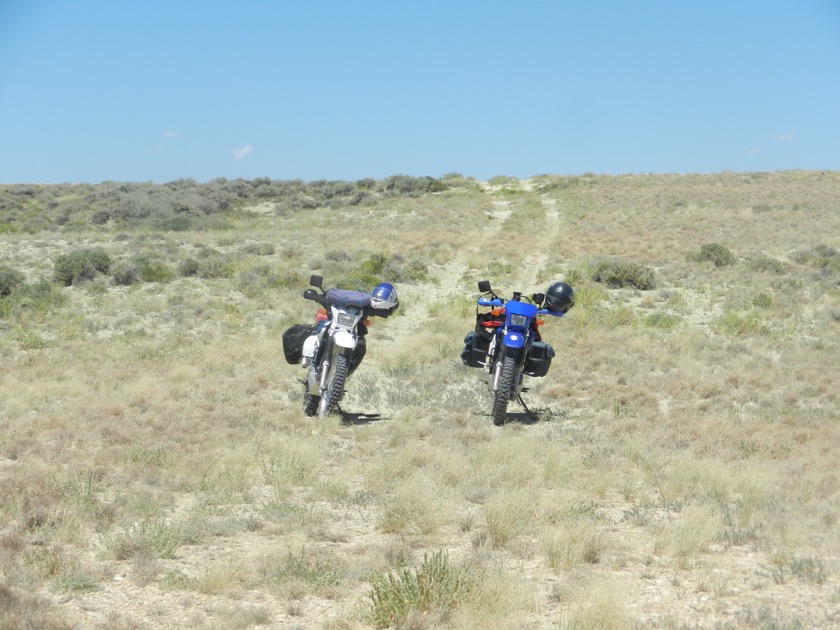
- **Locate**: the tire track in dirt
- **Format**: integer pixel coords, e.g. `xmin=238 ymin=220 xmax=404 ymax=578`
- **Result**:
xmin=339 ymin=188 xmax=509 ymax=418
xmin=340 ymin=182 xmax=565 ymax=420
xmin=526 ymin=192 xmax=562 ymax=288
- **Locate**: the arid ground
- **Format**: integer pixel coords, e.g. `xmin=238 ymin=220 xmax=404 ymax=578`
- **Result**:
xmin=1 ymin=171 xmax=839 ymax=629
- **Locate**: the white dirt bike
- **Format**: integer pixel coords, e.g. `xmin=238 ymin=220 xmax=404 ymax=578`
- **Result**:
xmin=300 ymin=275 xmax=371 ymax=418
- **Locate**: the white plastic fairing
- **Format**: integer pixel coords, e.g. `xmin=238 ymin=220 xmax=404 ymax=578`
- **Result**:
xmin=334 ymin=329 xmax=356 ymax=349
xmin=302 ymin=335 xmax=318 ymax=364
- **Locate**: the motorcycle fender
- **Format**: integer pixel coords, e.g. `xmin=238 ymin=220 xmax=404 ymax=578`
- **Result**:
xmin=307 ymin=367 xmax=320 ymax=395
xmin=502 ymin=331 xmax=526 ymax=349
xmin=301 ymin=335 xmax=319 ymax=363
xmin=334 ymin=329 xmax=357 ymax=349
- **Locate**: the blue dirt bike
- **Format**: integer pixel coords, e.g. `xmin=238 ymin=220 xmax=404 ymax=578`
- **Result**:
xmin=461 ymin=279 xmax=574 ymax=425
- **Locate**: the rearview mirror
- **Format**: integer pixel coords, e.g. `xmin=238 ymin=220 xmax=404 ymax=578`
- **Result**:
xmin=309 ymin=274 xmax=323 ymax=288
xmin=478 ymin=280 xmax=491 ymax=293
xmin=303 ymin=288 xmax=320 ymax=301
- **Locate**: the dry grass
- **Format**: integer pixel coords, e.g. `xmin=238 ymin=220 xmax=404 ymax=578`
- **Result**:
xmin=1 ymin=171 xmax=839 ymax=628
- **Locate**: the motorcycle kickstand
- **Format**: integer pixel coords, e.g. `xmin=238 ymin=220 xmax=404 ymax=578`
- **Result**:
xmin=516 ymin=394 xmax=539 ymax=422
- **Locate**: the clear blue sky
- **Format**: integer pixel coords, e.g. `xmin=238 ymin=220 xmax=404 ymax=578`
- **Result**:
xmin=1 ymin=0 xmax=838 ymax=184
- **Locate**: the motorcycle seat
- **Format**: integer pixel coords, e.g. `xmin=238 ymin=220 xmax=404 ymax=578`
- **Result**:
xmin=325 ymin=288 xmax=371 ymax=310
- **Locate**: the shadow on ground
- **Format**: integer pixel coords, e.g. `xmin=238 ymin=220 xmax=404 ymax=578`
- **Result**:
xmin=475 ymin=406 xmax=566 ymax=425
xmin=338 ymin=409 xmax=388 ymax=425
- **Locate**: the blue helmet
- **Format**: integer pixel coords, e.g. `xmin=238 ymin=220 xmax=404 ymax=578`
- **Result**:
xmin=371 ymin=282 xmax=399 ymax=311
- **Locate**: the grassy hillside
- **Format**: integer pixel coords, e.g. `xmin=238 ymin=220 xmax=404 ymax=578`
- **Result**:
xmin=1 ymin=171 xmax=839 ymax=629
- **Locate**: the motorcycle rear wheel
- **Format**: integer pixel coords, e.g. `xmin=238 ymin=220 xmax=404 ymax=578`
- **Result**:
xmin=303 ymin=392 xmax=319 ymax=416
xmin=492 ymin=356 xmax=516 ymax=426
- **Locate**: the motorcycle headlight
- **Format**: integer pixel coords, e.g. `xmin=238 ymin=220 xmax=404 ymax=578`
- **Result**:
xmin=337 ymin=312 xmax=356 ymax=327
xmin=509 ymin=314 xmax=529 ymax=328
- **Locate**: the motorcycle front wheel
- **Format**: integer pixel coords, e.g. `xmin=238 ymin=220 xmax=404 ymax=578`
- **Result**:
xmin=491 ymin=356 xmax=516 ymax=426
xmin=318 ymin=354 xmax=348 ymax=418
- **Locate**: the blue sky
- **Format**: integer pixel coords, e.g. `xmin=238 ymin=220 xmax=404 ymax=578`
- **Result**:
xmin=1 ymin=0 xmax=838 ymax=184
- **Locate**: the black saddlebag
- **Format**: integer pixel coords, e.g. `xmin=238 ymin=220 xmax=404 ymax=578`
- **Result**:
xmin=282 ymin=324 xmax=313 ymax=365
xmin=524 ymin=341 xmax=555 ymax=377
xmin=461 ymin=329 xmax=492 ymax=368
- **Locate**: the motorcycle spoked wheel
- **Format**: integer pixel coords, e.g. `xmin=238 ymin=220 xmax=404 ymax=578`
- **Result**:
xmin=491 ymin=356 xmax=517 ymax=426
xmin=317 ymin=354 xmax=348 ymax=418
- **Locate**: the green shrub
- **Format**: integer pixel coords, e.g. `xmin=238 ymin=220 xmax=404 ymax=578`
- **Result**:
xmin=590 ymin=258 xmax=656 ymax=290
xmin=327 ymin=253 xmax=429 ymax=290
xmin=644 ymin=312 xmax=681 ymax=329
xmin=104 ymin=519 xmax=184 ymax=560
xmin=111 ymin=260 xmax=140 ymax=286
xmin=54 ymin=247 xmax=112 ymax=286
xmin=361 ymin=253 xmax=388 ymax=276
xmin=272 ymin=548 xmax=343 ymax=588
xmin=0 ymin=265 xmax=25 ymax=296
xmin=747 ymin=255 xmax=787 ymax=274
xmin=195 ymin=250 xmax=233 ymax=279
xmin=90 ymin=209 xmax=110 ymax=225
xmin=52 ymin=572 xmax=101 ymax=593
xmin=713 ymin=311 xmax=768 ymax=336
xmin=381 ymin=174 xmax=447 ymax=196
xmin=753 ymin=293 xmax=773 ymax=309
xmin=368 ymin=550 xmax=471 ymax=628
xmin=137 ymin=258 xmax=175 ymax=283
xmin=0 ymin=280 xmax=67 ymax=319
xmin=691 ymin=243 xmax=735 ymax=267
xmin=594 ymin=304 xmax=637 ymax=328
xmin=235 ymin=266 xmax=303 ymax=297
xmin=14 ymin=327 xmax=49 ymax=350
xmin=792 ymin=244 xmax=838 ymax=268
xmin=792 ymin=245 xmax=840 ymax=285
xmin=74 ymin=249 xmax=171 ymax=287
xmin=178 ymin=258 xmax=200 ymax=277
xmin=159 ymin=216 xmax=192 ymax=231
xmin=241 ymin=242 xmax=276 ymax=256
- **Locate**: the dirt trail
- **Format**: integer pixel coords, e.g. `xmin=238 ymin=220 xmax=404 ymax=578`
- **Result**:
xmin=529 ymin=194 xmax=561 ymax=285
xmin=340 ymin=180 xmax=568 ymax=421
xmin=388 ymin=180 xmax=562 ymax=338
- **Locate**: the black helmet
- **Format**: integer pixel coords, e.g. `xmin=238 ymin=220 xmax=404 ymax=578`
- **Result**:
xmin=545 ymin=282 xmax=575 ymax=313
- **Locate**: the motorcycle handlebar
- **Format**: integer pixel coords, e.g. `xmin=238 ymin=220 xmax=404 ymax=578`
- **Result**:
xmin=476 ymin=297 xmax=565 ymax=318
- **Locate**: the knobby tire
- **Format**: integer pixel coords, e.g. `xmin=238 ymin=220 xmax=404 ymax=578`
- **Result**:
xmin=319 ymin=354 xmax=348 ymax=417
xmin=303 ymin=392 xmax=319 ymax=416
xmin=492 ymin=356 xmax=516 ymax=426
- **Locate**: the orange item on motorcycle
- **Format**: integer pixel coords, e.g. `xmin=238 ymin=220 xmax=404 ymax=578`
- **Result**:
xmin=477 ymin=310 xmax=504 ymax=329
xmin=315 ymin=308 xmax=327 ymax=322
